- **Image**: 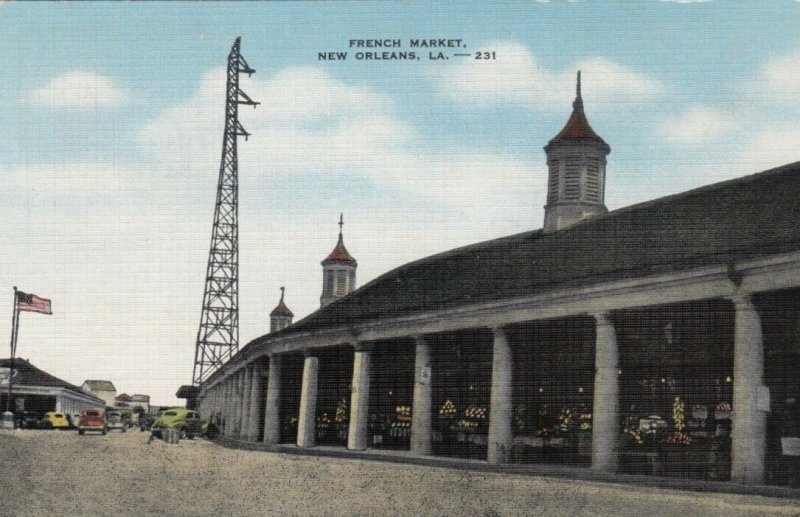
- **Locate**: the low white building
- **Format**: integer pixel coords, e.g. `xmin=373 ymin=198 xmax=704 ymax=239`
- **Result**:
xmin=1 ymin=358 xmax=105 ymax=421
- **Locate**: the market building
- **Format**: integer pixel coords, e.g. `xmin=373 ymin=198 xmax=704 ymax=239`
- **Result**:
xmin=196 ymin=74 xmax=800 ymax=487
xmin=1 ymin=358 xmax=106 ymax=423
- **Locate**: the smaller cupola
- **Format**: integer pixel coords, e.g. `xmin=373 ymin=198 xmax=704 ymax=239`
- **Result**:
xmin=320 ymin=214 xmax=358 ymax=307
xmin=270 ymin=286 xmax=294 ymax=333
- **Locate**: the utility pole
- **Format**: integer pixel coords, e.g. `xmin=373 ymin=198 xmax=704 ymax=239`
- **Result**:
xmin=192 ymin=37 xmax=258 ymax=386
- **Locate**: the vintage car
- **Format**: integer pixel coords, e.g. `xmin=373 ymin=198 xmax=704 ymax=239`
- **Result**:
xmin=138 ymin=413 xmax=155 ymax=431
xmin=106 ymin=410 xmax=127 ymax=432
xmin=14 ymin=411 xmax=40 ymax=429
xmin=78 ymin=408 xmax=107 ymax=435
xmin=151 ymin=408 xmax=205 ymax=439
xmin=41 ymin=412 xmax=70 ymax=429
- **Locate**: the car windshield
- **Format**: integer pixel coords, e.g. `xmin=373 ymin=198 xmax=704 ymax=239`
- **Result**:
xmin=164 ymin=411 xmax=178 ymax=416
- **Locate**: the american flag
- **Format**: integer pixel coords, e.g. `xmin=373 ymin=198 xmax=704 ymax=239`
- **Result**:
xmin=16 ymin=291 xmax=52 ymax=315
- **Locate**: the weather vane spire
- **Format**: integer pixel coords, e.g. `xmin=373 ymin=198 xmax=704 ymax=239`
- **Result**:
xmin=573 ymin=70 xmax=584 ymax=112
xmin=338 ymin=213 xmax=344 ymax=236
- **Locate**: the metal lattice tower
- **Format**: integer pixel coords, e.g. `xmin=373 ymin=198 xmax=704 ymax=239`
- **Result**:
xmin=192 ymin=37 xmax=259 ymax=385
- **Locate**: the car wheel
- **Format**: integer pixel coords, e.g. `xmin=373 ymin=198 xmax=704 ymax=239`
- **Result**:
xmin=79 ymin=429 xmax=84 ymax=435
xmin=179 ymin=428 xmax=187 ymax=440
xmin=122 ymin=427 xmax=126 ymax=433
xmin=102 ymin=429 xmax=107 ymax=435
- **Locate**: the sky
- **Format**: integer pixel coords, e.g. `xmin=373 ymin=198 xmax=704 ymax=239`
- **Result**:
xmin=1 ymin=1 xmax=799 ymax=406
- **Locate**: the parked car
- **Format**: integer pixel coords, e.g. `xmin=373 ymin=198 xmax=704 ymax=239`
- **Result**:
xmin=14 ymin=411 xmax=40 ymax=429
xmin=138 ymin=413 xmax=155 ymax=432
xmin=151 ymin=408 xmax=205 ymax=439
xmin=66 ymin=413 xmax=80 ymax=429
xmin=78 ymin=408 xmax=107 ymax=435
xmin=41 ymin=412 xmax=70 ymax=429
xmin=106 ymin=410 xmax=126 ymax=432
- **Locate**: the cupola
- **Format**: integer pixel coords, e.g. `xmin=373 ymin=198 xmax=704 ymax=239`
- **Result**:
xmin=270 ymin=287 xmax=294 ymax=333
xmin=320 ymin=214 xmax=357 ymax=307
xmin=543 ymin=71 xmax=611 ymax=233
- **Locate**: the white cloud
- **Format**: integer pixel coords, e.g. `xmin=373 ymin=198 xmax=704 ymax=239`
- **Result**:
xmin=658 ymin=106 xmax=737 ymax=144
xmin=429 ymin=41 xmax=662 ymax=110
xmin=759 ymin=50 xmax=800 ymax=102
xmin=740 ymin=125 xmax=800 ymax=171
xmin=139 ymin=66 xmax=543 ymax=209
xmin=28 ymin=71 xmax=126 ymax=108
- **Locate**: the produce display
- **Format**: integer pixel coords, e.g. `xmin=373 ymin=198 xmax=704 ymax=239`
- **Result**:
xmin=455 ymin=406 xmax=487 ymax=430
xmin=578 ymin=412 xmax=592 ymax=431
xmin=438 ymin=399 xmax=456 ymax=417
xmin=391 ymin=406 xmax=412 ymax=430
xmin=665 ymin=396 xmax=692 ymax=445
xmin=558 ymin=408 xmax=573 ymax=432
xmin=316 ymin=413 xmax=331 ymax=429
xmin=335 ymin=399 xmax=348 ymax=424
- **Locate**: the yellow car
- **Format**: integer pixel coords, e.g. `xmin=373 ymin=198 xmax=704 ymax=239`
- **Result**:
xmin=42 ymin=412 xmax=70 ymax=429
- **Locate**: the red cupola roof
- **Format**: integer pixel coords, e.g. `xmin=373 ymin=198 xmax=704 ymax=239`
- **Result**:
xmin=546 ymin=71 xmax=610 ymax=152
xmin=270 ymin=287 xmax=294 ymax=317
xmin=322 ymin=214 xmax=357 ymax=266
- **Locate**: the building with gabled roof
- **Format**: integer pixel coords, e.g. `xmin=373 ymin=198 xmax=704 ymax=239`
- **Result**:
xmin=81 ymin=380 xmax=117 ymax=408
xmin=1 ymin=358 xmax=105 ymax=422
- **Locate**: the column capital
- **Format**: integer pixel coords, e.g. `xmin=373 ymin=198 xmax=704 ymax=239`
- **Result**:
xmin=411 ymin=334 xmax=427 ymax=346
xmin=593 ymin=311 xmax=614 ymax=327
xmin=352 ymin=341 xmax=375 ymax=353
xmin=302 ymin=350 xmax=318 ymax=359
xmin=729 ymin=291 xmax=755 ymax=309
xmin=491 ymin=326 xmax=507 ymax=338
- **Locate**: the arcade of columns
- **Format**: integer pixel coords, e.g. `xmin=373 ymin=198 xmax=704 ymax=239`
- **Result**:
xmin=198 ymin=250 xmax=800 ymax=486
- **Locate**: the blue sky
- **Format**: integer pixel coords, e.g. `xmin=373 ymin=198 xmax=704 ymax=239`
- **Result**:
xmin=1 ymin=1 xmax=799 ymax=405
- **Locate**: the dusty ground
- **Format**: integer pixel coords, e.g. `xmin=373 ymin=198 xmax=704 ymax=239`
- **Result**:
xmin=0 ymin=429 xmax=798 ymax=517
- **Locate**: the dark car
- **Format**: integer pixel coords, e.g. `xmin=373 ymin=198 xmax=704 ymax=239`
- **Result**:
xmin=14 ymin=411 xmax=40 ymax=429
xmin=138 ymin=414 xmax=155 ymax=431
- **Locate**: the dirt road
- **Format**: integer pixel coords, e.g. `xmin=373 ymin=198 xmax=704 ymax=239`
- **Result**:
xmin=1 ymin=429 xmax=798 ymax=516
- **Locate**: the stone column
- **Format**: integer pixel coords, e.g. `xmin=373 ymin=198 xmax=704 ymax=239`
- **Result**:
xmin=263 ymin=355 xmax=282 ymax=445
xmin=731 ymin=294 xmax=767 ymax=484
xmin=487 ymin=327 xmax=513 ymax=464
xmin=210 ymin=386 xmax=218 ymax=427
xmin=592 ymin=311 xmax=619 ymax=472
xmin=297 ymin=353 xmax=319 ymax=448
xmin=248 ymin=362 xmax=265 ymax=441
xmin=216 ymin=385 xmax=223 ymax=426
xmin=233 ymin=370 xmax=244 ymax=437
xmin=348 ymin=343 xmax=372 ymax=451
xmin=222 ymin=378 xmax=232 ymax=436
xmin=240 ymin=366 xmax=253 ymax=439
xmin=411 ymin=336 xmax=433 ymax=455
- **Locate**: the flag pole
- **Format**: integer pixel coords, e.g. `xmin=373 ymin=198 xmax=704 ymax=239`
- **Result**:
xmin=5 ymin=287 xmax=18 ymax=416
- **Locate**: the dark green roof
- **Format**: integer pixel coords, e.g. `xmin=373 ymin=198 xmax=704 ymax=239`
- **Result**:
xmin=269 ymin=161 xmax=800 ymax=337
